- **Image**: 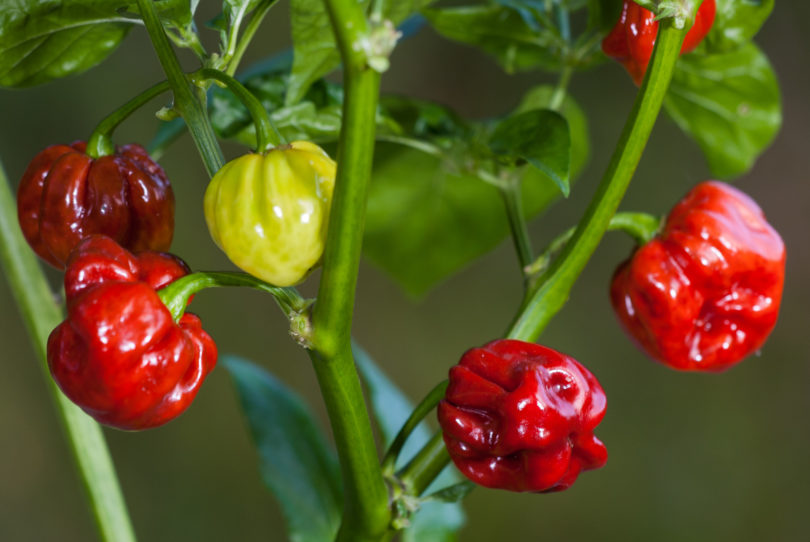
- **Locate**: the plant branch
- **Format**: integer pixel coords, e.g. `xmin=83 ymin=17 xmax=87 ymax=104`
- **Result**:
xmin=500 ymin=179 xmax=534 ymax=282
xmin=397 ymin=432 xmax=451 ymax=496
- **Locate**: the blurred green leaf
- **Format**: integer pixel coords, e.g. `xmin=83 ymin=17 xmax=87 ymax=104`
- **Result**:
xmin=353 ymin=343 xmax=465 ymax=542
xmin=489 ymin=109 xmax=571 ymax=196
xmin=225 ymin=356 xmax=342 ymax=542
xmin=664 ymin=43 xmax=781 ymax=179
xmin=423 ymin=4 xmax=565 ymax=73
xmin=586 ymin=0 xmax=623 ymax=34
xmin=0 ymin=0 xmax=134 ymax=87
xmin=701 ymin=0 xmax=774 ymax=53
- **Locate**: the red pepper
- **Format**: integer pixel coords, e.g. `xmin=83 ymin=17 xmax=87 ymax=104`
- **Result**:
xmin=437 ymin=339 xmax=607 ymax=492
xmin=611 ymin=181 xmax=785 ymax=371
xmin=17 ymin=141 xmax=174 ymax=268
xmin=47 ymin=235 xmax=217 ymax=430
xmin=602 ymin=0 xmax=716 ymax=85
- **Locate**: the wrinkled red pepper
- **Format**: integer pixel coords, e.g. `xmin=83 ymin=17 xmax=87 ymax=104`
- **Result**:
xmin=17 ymin=141 xmax=174 ymax=268
xmin=611 ymin=181 xmax=785 ymax=372
xmin=47 ymin=235 xmax=217 ymax=430
xmin=602 ymin=0 xmax=716 ymax=85
xmin=438 ymin=339 xmax=607 ymax=492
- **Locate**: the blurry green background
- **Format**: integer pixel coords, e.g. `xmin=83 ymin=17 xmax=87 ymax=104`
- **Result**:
xmin=1 ymin=3 xmax=809 ymax=541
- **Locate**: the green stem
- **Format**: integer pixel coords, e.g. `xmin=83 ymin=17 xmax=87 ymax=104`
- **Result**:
xmin=195 ymin=68 xmax=282 ymax=151
xmin=0 ymin=161 xmax=136 ymax=542
xmin=136 ymin=0 xmax=224 ymax=176
xmin=500 ymin=180 xmax=534 ymax=281
xmin=226 ymin=0 xmax=279 ymax=76
xmin=507 ymin=20 xmax=687 ymax=342
xmin=397 ymin=432 xmax=450 ymax=496
xmin=86 ymin=80 xmax=171 ymax=158
xmin=308 ymin=1 xmax=388 ymax=540
xmin=549 ymin=64 xmax=573 ymax=112
xmin=381 ymin=381 xmax=449 ymax=475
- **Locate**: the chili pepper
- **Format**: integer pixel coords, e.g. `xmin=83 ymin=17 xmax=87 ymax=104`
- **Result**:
xmin=17 ymin=141 xmax=174 ymax=268
xmin=47 ymin=235 xmax=217 ymax=430
xmin=611 ymin=181 xmax=785 ymax=371
xmin=602 ymin=0 xmax=716 ymax=85
xmin=437 ymin=339 xmax=607 ymax=492
xmin=204 ymin=141 xmax=336 ymax=286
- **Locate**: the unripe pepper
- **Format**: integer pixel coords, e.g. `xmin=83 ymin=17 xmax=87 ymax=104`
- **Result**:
xmin=602 ymin=0 xmax=716 ymax=85
xmin=47 ymin=235 xmax=217 ymax=430
xmin=611 ymin=181 xmax=785 ymax=371
xmin=204 ymin=142 xmax=336 ymax=286
xmin=438 ymin=339 xmax=607 ymax=492
xmin=17 ymin=141 xmax=174 ymax=268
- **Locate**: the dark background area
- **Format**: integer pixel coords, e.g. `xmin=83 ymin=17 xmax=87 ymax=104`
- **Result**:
xmin=1 ymin=2 xmax=809 ymax=541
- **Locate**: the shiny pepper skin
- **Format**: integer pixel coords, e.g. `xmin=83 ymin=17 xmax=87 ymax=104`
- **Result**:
xmin=204 ymin=142 xmax=336 ymax=286
xmin=17 ymin=141 xmax=174 ymax=268
xmin=602 ymin=0 xmax=716 ymax=85
xmin=438 ymin=339 xmax=607 ymax=492
xmin=611 ymin=181 xmax=785 ymax=372
xmin=47 ymin=235 xmax=217 ymax=430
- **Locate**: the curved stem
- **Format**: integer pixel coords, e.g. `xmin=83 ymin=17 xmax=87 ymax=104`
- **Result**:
xmin=500 ymin=179 xmax=534 ymax=283
xmin=309 ymin=1 xmax=389 ymax=541
xmin=226 ymin=0 xmax=279 ymax=76
xmin=87 ymin=80 xmax=171 ymax=158
xmin=381 ymin=381 xmax=449 ymax=475
xmin=0 ymin=160 xmax=136 ymax=542
xmin=507 ymin=20 xmax=687 ymax=342
xmin=195 ymin=68 xmax=282 ymax=151
xmin=397 ymin=432 xmax=450 ymax=496
xmin=136 ymin=0 xmax=224 ymax=176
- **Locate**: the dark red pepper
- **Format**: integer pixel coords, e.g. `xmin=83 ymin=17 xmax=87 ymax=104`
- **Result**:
xmin=17 ymin=141 xmax=174 ymax=269
xmin=602 ymin=0 xmax=716 ymax=85
xmin=611 ymin=181 xmax=785 ymax=372
xmin=47 ymin=235 xmax=217 ymax=430
xmin=438 ymin=339 xmax=607 ymax=492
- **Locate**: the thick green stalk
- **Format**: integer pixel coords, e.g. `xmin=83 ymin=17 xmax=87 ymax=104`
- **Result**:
xmin=507 ymin=20 xmax=687 ymax=341
xmin=0 ymin=161 xmax=136 ymax=542
xmin=136 ymin=0 xmax=224 ymax=176
xmin=309 ymin=1 xmax=388 ymax=540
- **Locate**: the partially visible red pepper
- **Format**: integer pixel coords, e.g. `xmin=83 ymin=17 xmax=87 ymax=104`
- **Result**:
xmin=602 ymin=0 xmax=716 ymax=85
xmin=611 ymin=181 xmax=785 ymax=371
xmin=47 ymin=235 xmax=217 ymax=430
xmin=438 ymin=339 xmax=607 ymax=492
xmin=17 ymin=141 xmax=174 ymax=268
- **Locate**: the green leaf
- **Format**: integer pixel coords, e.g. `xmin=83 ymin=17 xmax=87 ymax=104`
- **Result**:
xmin=701 ymin=0 xmax=774 ymax=53
xmin=489 ymin=109 xmax=571 ymax=196
xmin=664 ymin=43 xmax=781 ymax=179
xmin=225 ymin=356 xmax=342 ymax=542
xmin=423 ymin=5 xmax=565 ymax=73
xmin=353 ymin=343 xmax=465 ymax=542
xmin=0 ymin=0 xmax=134 ymax=87
xmin=423 ymin=481 xmax=476 ymax=504
xmin=586 ymin=0 xmax=623 ymax=34
xmin=287 ymin=0 xmax=432 ymax=105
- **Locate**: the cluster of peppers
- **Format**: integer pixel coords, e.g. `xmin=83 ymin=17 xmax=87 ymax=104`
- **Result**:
xmin=14 ymin=0 xmax=785 ymax=497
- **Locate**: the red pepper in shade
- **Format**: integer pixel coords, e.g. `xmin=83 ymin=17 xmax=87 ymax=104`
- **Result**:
xmin=17 ymin=141 xmax=174 ymax=269
xmin=602 ymin=0 xmax=716 ymax=85
xmin=437 ymin=339 xmax=607 ymax=493
xmin=610 ymin=181 xmax=785 ymax=372
xmin=47 ymin=235 xmax=217 ymax=430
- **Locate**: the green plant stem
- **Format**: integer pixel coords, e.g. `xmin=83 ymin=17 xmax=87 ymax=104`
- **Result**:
xmin=0 ymin=161 xmax=136 ymax=542
xmin=549 ymin=65 xmax=573 ymax=111
xmin=195 ymin=68 xmax=282 ymax=151
xmin=500 ymin=180 xmax=534 ymax=280
xmin=136 ymin=0 xmax=224 ymax=177
xmin=397 ymin=432 xmax=450 ymax=496
xmin=507 ymin=20 xmax=687 ymax=342
xmin=308 ymin=1 xmax=388 ymax=541
xmin=87 ymin=80 xmax=171 ymax=158
xmin=381 ymin=381 xmax=449 ymax=475
xmin=226 ymin=0 xmax=279 ymax=76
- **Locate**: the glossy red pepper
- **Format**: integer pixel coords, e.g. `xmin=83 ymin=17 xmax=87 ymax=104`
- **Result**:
xmin=47 ymin=235 xmax=217 ymax=430
xmin=17 ymin=141 xmax=174 ymax=268
xmin=602 ymin=0 xmax=716 ymax=85
xmin=437 ymin=339 xmax=607 ymax=492
xmin=611 ymin=181 xmax=785 ymax=372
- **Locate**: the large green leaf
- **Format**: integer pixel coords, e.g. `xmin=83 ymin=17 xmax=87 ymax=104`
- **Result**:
xmin=423 ymin=4 xmax=564 ymax=73
xmin=225 ymin=356 xmax=342 ymax=542
xmin=0 ymin=0 xmax=135 ymax=87
xmin=353 ymin=343 xmax=465 ymax=542
xmin=664 ymin=42 xmax=781 ymax=179
xmin=701 ymin=0 xmax=774 ymax=53
xmin=287 ymin=0 xmax=432 ymax=105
